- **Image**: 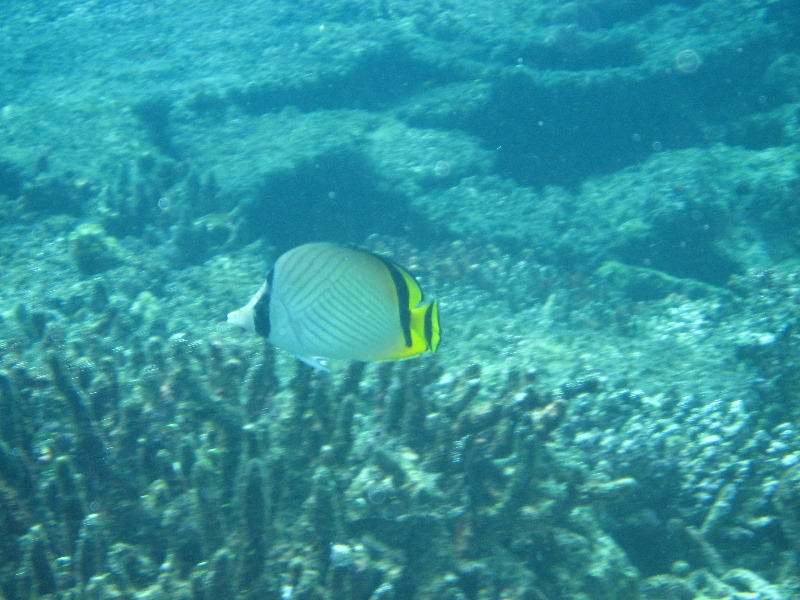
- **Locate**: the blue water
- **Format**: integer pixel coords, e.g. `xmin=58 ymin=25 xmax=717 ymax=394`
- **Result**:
xmin=1 ymin=1 xmax=799 ymax=598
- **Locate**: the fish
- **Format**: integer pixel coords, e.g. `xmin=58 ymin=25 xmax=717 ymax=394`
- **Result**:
xmin=227 ymin=242 xmax=441 ymax=371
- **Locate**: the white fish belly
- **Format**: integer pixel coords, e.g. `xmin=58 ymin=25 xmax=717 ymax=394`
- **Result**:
xmin=269 ymin=292 xmax=401 ymax=362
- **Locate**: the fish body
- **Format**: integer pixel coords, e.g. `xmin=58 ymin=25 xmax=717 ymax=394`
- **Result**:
xmin=227 ymin=242 xmax=440 ymax=370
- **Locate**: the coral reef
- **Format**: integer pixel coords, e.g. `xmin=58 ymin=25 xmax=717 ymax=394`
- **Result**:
xmin=3 ymin=278 xmax=800 ymax=599
xmin=0 ymin=0 xmax=799 ymax=598
xmin=1 ymin=0 xmax=793 ymax=195
xmin=21 ymin=172 xmax=94 ymax=217
xmin=0 ymin=303 xmax=644 ymax=600
xmin=69 ymin=223 xmax=124 ymax=276
xmin=414 ymin=143 xmax=800 ymax=287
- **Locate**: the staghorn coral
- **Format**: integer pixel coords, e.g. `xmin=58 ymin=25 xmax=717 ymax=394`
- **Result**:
xmin=2 ymin=262 xmax=800 ymax=600
xmin=0 ymin=303 xmax=647 ymax=600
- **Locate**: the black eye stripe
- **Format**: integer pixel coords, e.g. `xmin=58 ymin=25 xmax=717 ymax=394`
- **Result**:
xmin=253 ymin=270 xmax=273 ymax=338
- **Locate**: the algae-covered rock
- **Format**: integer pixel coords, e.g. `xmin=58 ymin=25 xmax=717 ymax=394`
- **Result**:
xmin=22 ymin=172 xmax=93 ymax=216
xmin=417 ymin=144 xmax=799 ymax=286
xmin=69 ymin=223 xmax=124 ymax=276
xmin=364 ymin=118 xmax=494 ymax=197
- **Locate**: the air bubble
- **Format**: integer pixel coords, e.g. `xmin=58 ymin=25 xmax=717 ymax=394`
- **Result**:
xmin=433 ymin=160 xmax=451 ymax=178
xmin=675 ymin=49 xmax=701 ymax=75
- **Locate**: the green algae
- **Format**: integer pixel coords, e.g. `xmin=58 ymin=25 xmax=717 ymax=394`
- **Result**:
xmin=69 ymin=223 xmax=124 ymax=276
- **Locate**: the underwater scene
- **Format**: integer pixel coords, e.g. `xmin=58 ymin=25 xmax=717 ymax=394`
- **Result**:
xmin=1 ymin=0 xmax=800 ymax=598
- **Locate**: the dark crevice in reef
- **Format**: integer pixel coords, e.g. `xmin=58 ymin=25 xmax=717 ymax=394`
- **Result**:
xmin=132 ymin=96 xmax=183 ymax=160
xmin=0 ymin=158 xmax=24 ymax=200
xmin=615 ymin=210 xmax=741 ymax=287
xmin=584 ymin=0 xmax=705 ymax=28
xmin=239 ymin=149 xmax=437 ymax=252
xmin=516 ymin=35 xmax=643 ymax=72
xmin=464 ymin=69 xmax=705 ymax=188
xmin=461 ymin=29 xmax=784 ymax=190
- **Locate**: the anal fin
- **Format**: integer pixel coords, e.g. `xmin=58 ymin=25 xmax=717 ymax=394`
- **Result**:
xmin=297 ymin=355 xmax=331 ymax=372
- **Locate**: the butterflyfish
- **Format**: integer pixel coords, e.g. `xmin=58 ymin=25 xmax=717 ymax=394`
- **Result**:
xmin=227 ymin=242 xmax=441 ymax=371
